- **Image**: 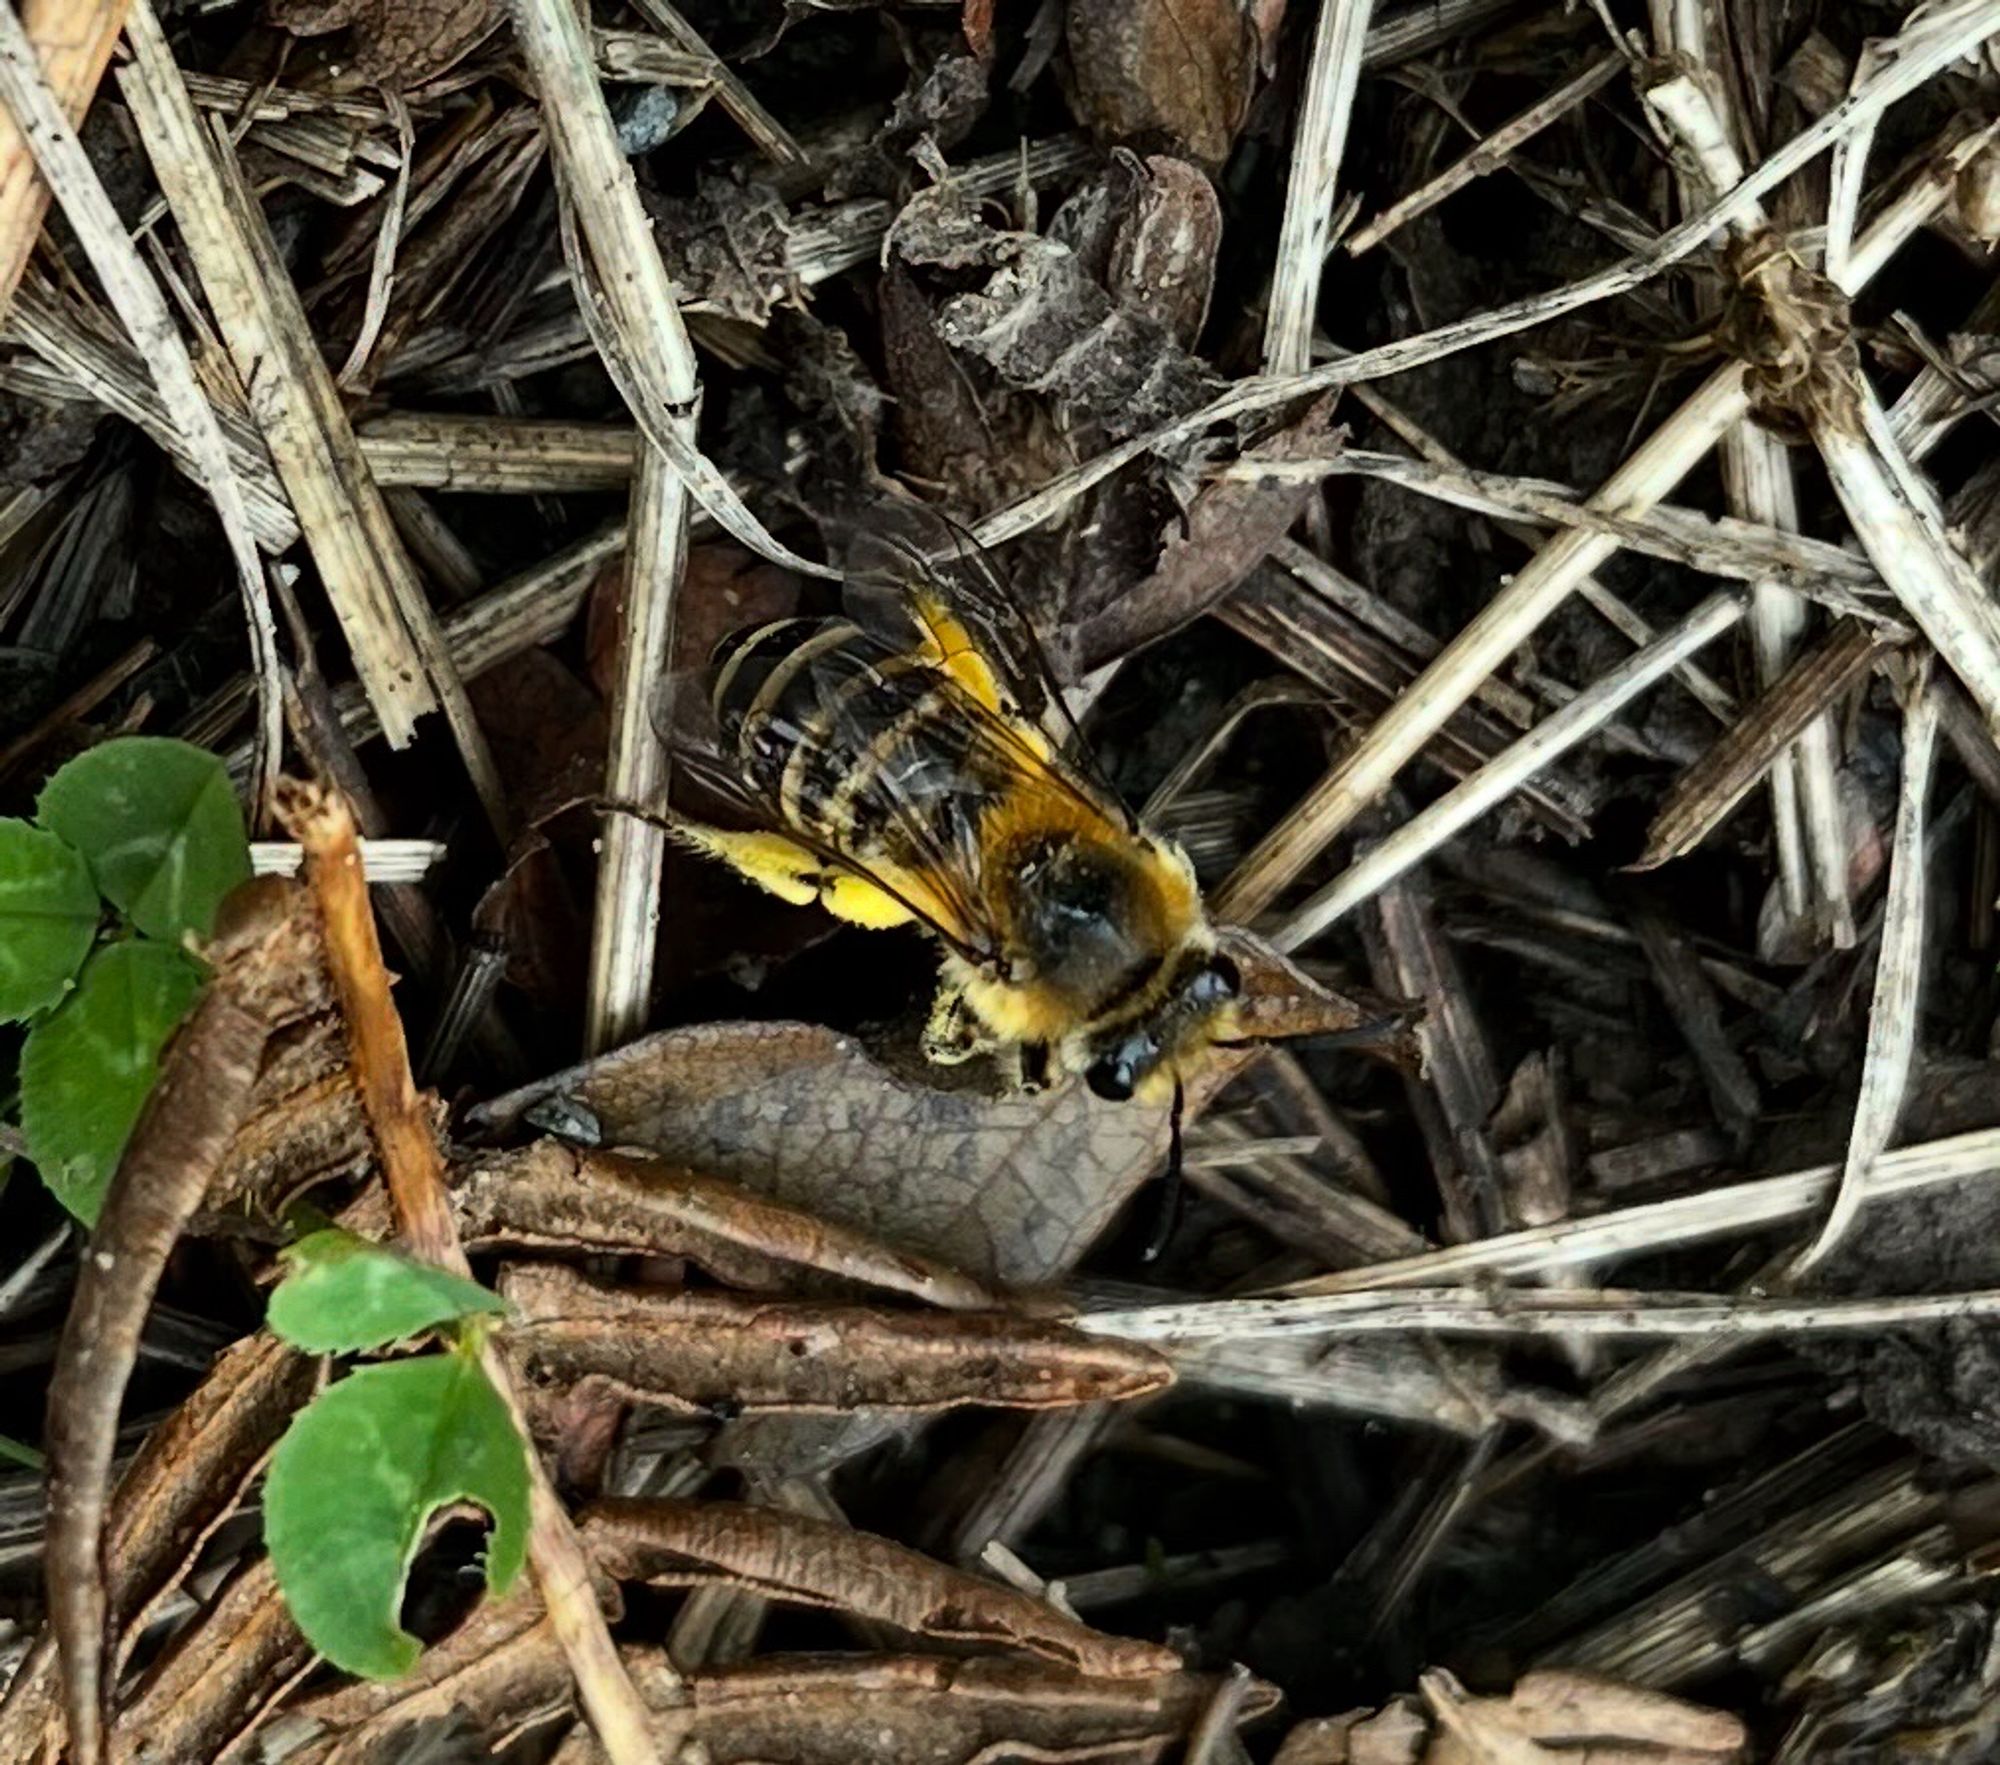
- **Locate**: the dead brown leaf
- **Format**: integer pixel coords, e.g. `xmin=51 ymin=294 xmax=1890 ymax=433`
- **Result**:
xmin=282 ymin=1584 xmax=568 ymax=1765
xmin=1058 ymin=151 xmax=1223 ymax=350
xmin=1071 ymin=397 xmax=1342 ymax=669
xmin=880 ymin=260 xmax=1070 ymax=513
xmin=1065 ymin=0 xmax=1258 ymax=165
xmin=890 ymin=182 xmax=1225 ymax=444
xmin=111 ymin=1559 xmax=307 ymax=1765
xmin=0 ymin=1335 xmax=314 ymax=1765
xmin=610 ymin=1652 xmax=1280 ymax=1765
xmin=502 ymin=1261 xmax=1173 ymax=1416
xmin=456 ymin=1140 xmax=997 ymax=1306
xmin=468 ymin=1022 xmax=1247 ymax=1288
xmin=266 ymin=0 xmax=501 ymax=86
xmin=581 ymin=1497 xmax=1184 ymax=1679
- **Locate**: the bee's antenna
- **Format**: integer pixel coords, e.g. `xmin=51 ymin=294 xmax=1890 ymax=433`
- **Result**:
xmin=1141 ymin=1077 xmax=1188 ymax=1265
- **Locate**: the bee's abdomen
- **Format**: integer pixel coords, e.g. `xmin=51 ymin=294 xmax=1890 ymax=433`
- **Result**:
xmin=710 ymin=617 xmax=986 ymax=853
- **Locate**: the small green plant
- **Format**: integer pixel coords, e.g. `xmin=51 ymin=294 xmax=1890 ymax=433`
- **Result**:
xmin=1 ymin=737 xmax=251 ymax=1223
xmin=262 ymin=1230 xmax=529 ymax=1678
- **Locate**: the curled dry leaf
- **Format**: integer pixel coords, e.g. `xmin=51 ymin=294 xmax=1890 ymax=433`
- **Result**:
xmin=502 ymin=1261 xmax=1173 ymax=1416
xmin=1071 ymin=396 xmax=1343 ymax=670
xmin=469 ymin=1022 xmax=1250 ymax=1288
xmin=581 ymin=1498 xmax=1184 ymax=1679
xmin=110 ymin=1558 xmax=307 ymax=1765
xmin=455 ymin=1140 xmax=997 ymax=1307
xmin=1066 ymin=0 xmax=1259 ymax=165
xmin=1052 ymin=150 xmax=1223 ymax=350
xmin=281 ymin=1584 xmax=566 ymax=1765
xmin=0 ymin=1333 xmax=313 ymax=1765
xmin=890 ymin=183 xmax=1225 ymax=443
xmin=266 ymin=0 xmax=501 ymax=86
xmin=1422 ymin=1668 xmax=1746 ymax=1765
xmin=1272 ymin=1669 xmax=1746 ymax=1764
xmin=200 ymin=1013 xmax=371 ymax=1224
xmin=608 ymin=1652 xmax=1281 ymax=1765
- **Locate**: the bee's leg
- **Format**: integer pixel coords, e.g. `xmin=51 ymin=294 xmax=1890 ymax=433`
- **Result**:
xmin=673 ymin=822 xmax=917 ymax=929
xmin=818 ymin=870 xmax=918 ymax=930
xmin=669 ymin=821 xmax=823 ymax=906
xmin=923 ymin=982 xmax=996 ymax=1066
xmin=1017 ymin=1040 xmax=1052 ymax=1093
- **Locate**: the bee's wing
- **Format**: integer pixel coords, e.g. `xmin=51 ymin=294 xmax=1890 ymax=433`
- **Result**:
xmin=843 ymin=520 xmax=1141 ymax=834
xmin=650 ymin=626 xmax=1012 ymax=968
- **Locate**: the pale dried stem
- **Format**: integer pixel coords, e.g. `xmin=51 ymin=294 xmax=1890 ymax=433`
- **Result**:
xmin=1234 ymin=453 xmax=1893 ymax=618
xmin=359 ymin=414 xmax=638 ymax=492
xmin=512 ymin=0 xmax=701 ymax=1059
xmin=1273 ymin=593 xmax=1750 ymax=946
xmin=1216 ymin=364 xmax=1752 ymax=920
xmin=334 ymin=90 xmax=413 ymax=391
xmin=1794 ymin=669 xmax=1940 ymax=1272
xmin=1087 ymin=1282 xmax=2000 ymax=1342
xmin=1637 ymin=619 xmax=1886 ymax=871
xmin=1348 ymin=55 xmax=1625 ymax=255
xmin=1217 ymin=98 xmax=1975 ymax=922
xmin=1821 ymin=386 xmax=2000 ymax=734
xmin=4 ymin=282 xmax=299 ymax=550
xmin=1824 ymin=41 xmax=1891 ymax=286
xmin=1347 ymin=378 xmax=1738 ymax=720
xmin=119 ymin=2 xmax=520 ymax=832
xmin=249 ymin=837 xmax=446 ymax=881
xmin=0 ymin=0 xmax=283 ymax=815
xmin=586 ymin=445 xmax=685 ymax=1055
xmin=0 ymin=0 xmax=131 ymax=321
xmin=1651 ymin=50 xmax=1850 ymax=945
xmin=974 ymin=0 xmax=2000 ymax=555
xmin=1263 ymin=0 xmax=1377 ymax=375
xmin=1271 ymin=1125 xmax=2000 ymax=1295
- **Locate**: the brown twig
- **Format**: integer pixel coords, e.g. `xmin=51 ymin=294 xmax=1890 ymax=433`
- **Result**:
xmin=274 ymin=779 xmax=670 ymax=1765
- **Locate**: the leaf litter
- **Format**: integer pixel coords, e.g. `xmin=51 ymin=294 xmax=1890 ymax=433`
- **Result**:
xmin=9 ymin=0 xmax=2000 ymax=1761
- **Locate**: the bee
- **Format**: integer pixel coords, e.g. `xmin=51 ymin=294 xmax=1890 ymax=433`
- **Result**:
xmin=662 ymin=542 xmax=1241 ymax=1107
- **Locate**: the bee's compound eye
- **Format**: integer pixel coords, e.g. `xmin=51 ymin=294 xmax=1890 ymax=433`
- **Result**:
xmin=1206 ymin=954 xmax=1241 ymax=998
xmin=1086 ymin=1056 xmax=1137 ymax=1102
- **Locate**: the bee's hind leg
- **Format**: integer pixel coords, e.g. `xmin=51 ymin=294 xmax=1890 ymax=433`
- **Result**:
xmin=922 ymin=984 xmax=1051 ymax=1092
xmin=922 ymin=982 xmax=992 ymax=1066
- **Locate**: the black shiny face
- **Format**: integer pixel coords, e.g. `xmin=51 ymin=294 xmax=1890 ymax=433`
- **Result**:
xmin=1084 ymin=952 xmax=1240 ymax=1102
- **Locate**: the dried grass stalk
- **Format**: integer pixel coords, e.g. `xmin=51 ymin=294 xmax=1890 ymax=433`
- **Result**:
xmin=1636 ymin=619 xmax=1887 ymax=871
xmin=1794 ymin=667 xmax=1941 ymax=1271
xmin=1263 ymin=0 xmax=1376 ymax=374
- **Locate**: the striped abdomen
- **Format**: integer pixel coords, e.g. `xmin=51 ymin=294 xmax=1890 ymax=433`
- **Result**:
xmin=709 ymin=616 xmax=998 ymax=864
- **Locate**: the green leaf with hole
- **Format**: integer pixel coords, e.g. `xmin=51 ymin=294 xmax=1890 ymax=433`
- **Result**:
xmin=19 ymin=940 xmax=205 ymax=1224
xmin=268 ymin=1229 xmax=507 ymax=1354
xmin=264 ymin=1350 xmax=529 ymax=1680
xmin=0 ymin=820 xmax=99 ymax=1022
xmin=37 ymin=737 xmax=250 ymax=941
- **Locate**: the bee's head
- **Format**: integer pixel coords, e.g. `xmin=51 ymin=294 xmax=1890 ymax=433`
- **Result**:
xmin=1082 ymin=949 xmax=1240 ymax=1103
